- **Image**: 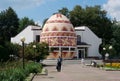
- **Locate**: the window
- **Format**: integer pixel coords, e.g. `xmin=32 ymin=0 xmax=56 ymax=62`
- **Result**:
xmin=62 ymin=48 xmax=69 ymax=51
xmin=77 ymin=35 xmax=81 ymax=42
xmin=71 ymin=48 xmax=75 ymax=51
xmin=36 ymin=35 xmax=40 ymax=42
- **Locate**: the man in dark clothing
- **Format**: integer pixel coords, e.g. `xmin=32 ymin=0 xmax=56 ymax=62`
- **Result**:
xmin=56 ymin=56 xmax=62 ymax=72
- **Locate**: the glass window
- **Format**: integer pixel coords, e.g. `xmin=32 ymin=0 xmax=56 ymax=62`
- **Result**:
xmin=62 ymin=48 xmax=69 ymax=50
xmin=36 ymin=35 xmax=40 ymax=42
xmin=71 ymin=48 xmax=75 ymax=51
xmin=77 ymin=35 xmax=81 ymax=42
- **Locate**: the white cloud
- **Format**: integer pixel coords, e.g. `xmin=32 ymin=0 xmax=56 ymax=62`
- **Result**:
xmin=35 ymin=20 xmax=42 ymax=26
xmin=0 ymin=0 xmax=48 ymax=11
xmin=103 ymin=0 xmax=120 ymax=21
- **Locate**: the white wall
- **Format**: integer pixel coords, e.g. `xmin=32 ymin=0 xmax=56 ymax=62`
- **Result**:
xmin=75 ymin=26 xmax=102 ymax=57
xmin=11 ymin=25 xmax=40 ymax=45
xmin=33 ymin=28 xmax=42 ymax=42
xmin=11 ymin=25 xmax=101 ymax=57
xmin=84 ymin=27 xmax=101 ymax=57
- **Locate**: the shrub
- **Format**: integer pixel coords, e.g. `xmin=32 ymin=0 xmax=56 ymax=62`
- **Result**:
xmin=105 ymin=63 xmax=120 ymax=68
xmin=0 ymin=61 xmax=42 ymax=81
xmin=0 ymin=45 xmax=9 ymax=62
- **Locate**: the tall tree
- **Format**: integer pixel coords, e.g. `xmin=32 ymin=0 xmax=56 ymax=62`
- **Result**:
xmin=0 ymin=7 xmax=19 ymax=42
xmin=111 ymin=23 xmax=120 ymax=58
xmin=69 ymin=5 xmax=113 ymax=44
xmin=85 ymin=6 xmax=112 ymax=43
xmin=42 ymin=18 xmax=48 ymax=27
xmin=58 ymin=7 xmax=69 ymax=18
xmin=18 ymin=17 xmax=35 ymax=33
xmin=70 ymin=5 xmax=85 ymax=26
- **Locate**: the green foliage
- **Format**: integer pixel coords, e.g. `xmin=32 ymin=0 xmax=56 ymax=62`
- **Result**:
xmin=58 ymin=7 xmax=69 ymax=18
xmin=42 ymin=18 xmax=48 ymax=27
xmin=0 ymin=7 xmax=19 ymax=42
xmin=58 ymin=5 xmax=113 ymax=44
xmin=24 ymin=42 xmax=49 ymax=61
xmin=70 ymin=5 xmax=84 ymax=26
xmin=102 ymin=44 xmax=116 ymax=59
xmin=25 ymin=62 xmax=42 ymax=73
xmin=0 ymin=45 xmax=9 ymax=62
xmin=110 ymin=23 xmax=120 ymax=58
xmin=73 ymin=5 xmax=112 ymax=43
xmin=18 ymin=17 xmax=35 ymax=33
xmin=0 ymin=42 xmax=21 ymax=62
xmin=5 ymin=42 xmax=21 ymax=57
xmin=0 ymin=61 xmax=42 ymax=81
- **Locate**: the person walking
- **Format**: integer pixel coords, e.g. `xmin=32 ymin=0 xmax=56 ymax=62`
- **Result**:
xmin=56 ymin=56 xmax=62 ymax=72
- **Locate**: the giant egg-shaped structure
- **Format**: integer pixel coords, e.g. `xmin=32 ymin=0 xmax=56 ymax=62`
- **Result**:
xmin=40 ymin=13 xmax=77 ymax=59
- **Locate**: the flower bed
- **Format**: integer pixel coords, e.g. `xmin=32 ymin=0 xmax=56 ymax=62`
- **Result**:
xmin=0 ymin=61 xmax=42 ymax=81
xmin=104 ymin=63 xmax=120 ymax=71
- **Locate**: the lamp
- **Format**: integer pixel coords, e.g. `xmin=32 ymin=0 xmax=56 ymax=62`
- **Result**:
xmin=20 ymin=37 xmax=25 ymax=69
xmin=109 ymin=45 xmax=112 ymax=50
xmin=103 ymin=45 xmax=112 ymax=60
xmin=103 ymin=47 xmax=106 ymax=50
xmin=105 ymin=53 xmax=109 ymax=60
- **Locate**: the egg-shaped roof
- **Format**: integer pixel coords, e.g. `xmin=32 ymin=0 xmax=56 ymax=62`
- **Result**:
xmin=42 ymin=13 xmax=75 ymax=32
xmin=40 ymin=13 xmax=76 ymax=47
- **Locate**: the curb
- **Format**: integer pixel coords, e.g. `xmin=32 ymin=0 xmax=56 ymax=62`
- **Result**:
xmin=37 ymin=68 xmax=48 ymax=75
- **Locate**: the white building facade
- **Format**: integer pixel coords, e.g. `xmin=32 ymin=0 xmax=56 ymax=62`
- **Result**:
xmin=11 ymin=25 xmax=42 ymax=45
xmin=11 ymin=14 xmax=102 ymax=59
xmin=11 ymin=25 xmax=102 ymax=59
xmin=75 ymin=26 xmax=101 ymax=59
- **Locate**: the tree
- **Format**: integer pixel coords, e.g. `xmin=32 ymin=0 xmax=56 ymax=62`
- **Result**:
xmin=0 ymin=45 xmax=9 ymax=62
xmin=111 ymin=23 xmax=120 ymax=58
xmin=69 ymin=5 xmax=113 ymax=44
xmin=100 ymin=44 xmax=116 ymax=59
xmin=70 ymin=5 xmax=85 ymax=26
xmin=42 ymin=18 xmax=48 ymax=27
xmin=18 ymin=17 xmax=35 ymax=33
xmin=23 ymin=42 xmax=49 ymax=61
xmin=5 ymin=42 xmax=21 ymax=57
xmin=58 ymin=7 xmax=69 ymax=18
xmin=0 ymin=7 xmax=19 ymax=42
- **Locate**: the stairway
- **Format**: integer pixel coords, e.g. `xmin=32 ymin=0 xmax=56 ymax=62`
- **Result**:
xmin=41 ymin=59 xmax=103 ymax=66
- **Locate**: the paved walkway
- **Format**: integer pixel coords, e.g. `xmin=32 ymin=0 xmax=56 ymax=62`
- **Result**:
xmin=33 ymin=61 xmax=120 ymax=81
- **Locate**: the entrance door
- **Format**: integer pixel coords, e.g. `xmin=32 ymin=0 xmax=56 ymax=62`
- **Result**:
xmin=78 ymin=49 xmax=85 ymax=59
xmin=78 ymin=50 xmax=81 ymax=58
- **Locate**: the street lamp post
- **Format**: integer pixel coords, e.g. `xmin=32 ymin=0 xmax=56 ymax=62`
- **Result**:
xmin=103 ymin=47 xmax=106 ymax=60
xmin=105 ymin=53 xmax=109 ymax=60
xmin=20 ymin=37 xmax=25 ymax=69
xmin=33 ymin=45 xmax=36 ymax=62
xmin=103 ymin=45 xmax=113 ymax=60
xmin=109 ymin=45 xmax=113 ymax=66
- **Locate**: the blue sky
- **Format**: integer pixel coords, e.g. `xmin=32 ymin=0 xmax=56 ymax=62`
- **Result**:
xmin=0 ymin=0 xmax=120 ymax=25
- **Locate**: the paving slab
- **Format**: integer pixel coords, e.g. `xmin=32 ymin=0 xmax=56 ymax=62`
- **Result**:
xmin=33 ymin=60 xmax=120 ymax=81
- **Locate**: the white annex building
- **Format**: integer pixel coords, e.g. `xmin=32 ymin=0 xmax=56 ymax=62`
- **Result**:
xmin=11 ymin=14 xmax=102 ymax=59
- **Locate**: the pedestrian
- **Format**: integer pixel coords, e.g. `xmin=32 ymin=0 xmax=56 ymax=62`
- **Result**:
xmin=56 ymin=56 xmax=62 ymax=72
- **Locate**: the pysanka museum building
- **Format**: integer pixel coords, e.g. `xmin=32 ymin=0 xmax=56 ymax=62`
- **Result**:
xmin=11 ymin=13 xmax=102 ymax=59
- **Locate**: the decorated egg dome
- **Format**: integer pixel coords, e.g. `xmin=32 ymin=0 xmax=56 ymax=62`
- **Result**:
xmin=40 ymin=13 xmax=77 ymax=59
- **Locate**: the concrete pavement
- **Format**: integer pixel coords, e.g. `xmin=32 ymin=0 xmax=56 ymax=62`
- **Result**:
xmin=33 ymin=60 xmax=120 ymax=81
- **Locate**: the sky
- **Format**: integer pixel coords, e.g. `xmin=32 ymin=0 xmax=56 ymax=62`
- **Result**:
xmin=0 ymin=0 xmax=120 ymax=26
